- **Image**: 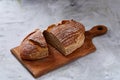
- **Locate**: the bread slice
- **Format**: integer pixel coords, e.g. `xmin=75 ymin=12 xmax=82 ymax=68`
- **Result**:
xmin=20 ymin=29 xmax=48 ymax=60
xmin=43 ymin=20 xmax=85 ymax=56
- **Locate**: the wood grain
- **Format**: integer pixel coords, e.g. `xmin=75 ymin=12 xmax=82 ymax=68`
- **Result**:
xmin=10 ymin=25 xmax=107 ymax=78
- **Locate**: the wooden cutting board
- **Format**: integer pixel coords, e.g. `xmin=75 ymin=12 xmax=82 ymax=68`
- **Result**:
xmin=10 ymin=25 xmax=107 ymax=78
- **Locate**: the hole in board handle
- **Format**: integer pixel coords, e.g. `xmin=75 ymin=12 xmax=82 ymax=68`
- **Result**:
xmin=97 ymin=27 xmax=103 ymax=30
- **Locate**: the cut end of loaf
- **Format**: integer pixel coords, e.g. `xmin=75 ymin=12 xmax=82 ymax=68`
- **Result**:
xmin=43 ymin=30 xmax=66 ymax=55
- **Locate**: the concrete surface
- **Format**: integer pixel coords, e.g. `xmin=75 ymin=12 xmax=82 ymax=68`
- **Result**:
xmin=0 ymin=0 xmax=120 ymax=80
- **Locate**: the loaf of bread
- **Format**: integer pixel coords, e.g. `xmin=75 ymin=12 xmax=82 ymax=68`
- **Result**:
xmin=43 ymin=20 xmax=85 ymax=56
xmin=20 ymin=29 xmax=48 ymax=60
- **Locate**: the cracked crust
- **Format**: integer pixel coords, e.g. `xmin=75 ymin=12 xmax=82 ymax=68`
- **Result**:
xmin=20 ymin=29 xmax=48 ymax=60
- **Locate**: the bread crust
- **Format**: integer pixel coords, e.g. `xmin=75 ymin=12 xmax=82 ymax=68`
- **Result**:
xmin=20 ymin=29 xmax=48 ymax=60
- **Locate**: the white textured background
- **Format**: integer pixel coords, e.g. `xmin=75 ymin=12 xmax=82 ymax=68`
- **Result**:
xmin=0 ymin=0 xmax=120 ymax=80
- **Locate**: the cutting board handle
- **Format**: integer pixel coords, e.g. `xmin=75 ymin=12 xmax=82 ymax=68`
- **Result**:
xmin=88 ymin=25 xmax=108 ymax=38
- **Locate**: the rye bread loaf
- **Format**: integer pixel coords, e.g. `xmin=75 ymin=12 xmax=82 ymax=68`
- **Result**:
xmin=43 ymin=20 xmax=85 ymax=56
xmin=20 ymin=29 xmax=48 ymax=60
